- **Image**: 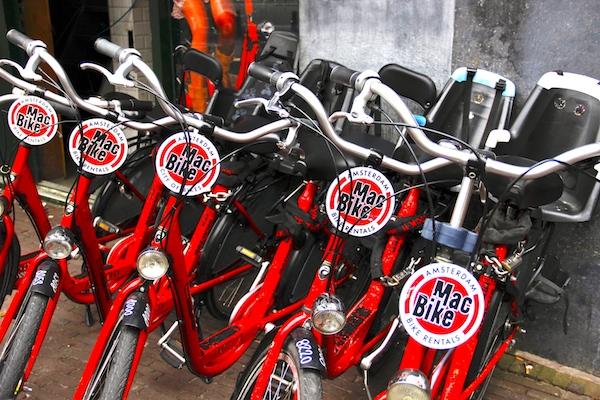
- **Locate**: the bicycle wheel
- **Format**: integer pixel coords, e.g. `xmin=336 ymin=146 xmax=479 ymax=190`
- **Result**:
xmin=203 ymin=180 xmax=283 ymax=320
xmin=84 ymin=324 xmax=141 ymax=400
xmin=0 ymin=292 xmax=48 ymax=399
xmin=231 ymin=333 xmax=322 ymax=400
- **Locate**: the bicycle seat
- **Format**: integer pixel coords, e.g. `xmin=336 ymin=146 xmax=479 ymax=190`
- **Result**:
xmin=298 ymin=123 xmax=396 ymax=181
xmin=427 ymin=67 xmax=515 ymax=149
xmin=291 ymin=59 xmax=349 ymax=119
xmin=182 ymin=48 xmax=235 ymax=118
xmin=388 ymin=68 xmax=516 ymax=186
xmin=292 ymin=59 xmax=398 ymax=180
xmin=182 ymin=49 xmax=223 ymax=85
xmin=497 ymin=71 xmax=600 ymax=222
xmin=379 ymin=63 xmax=437 ymax=110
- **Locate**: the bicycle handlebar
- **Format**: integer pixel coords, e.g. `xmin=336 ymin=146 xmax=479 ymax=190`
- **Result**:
xmin=8 ymin=30 xmax=599 ymax=181
xmin=6 ymin=30 xmax=33 ymax=49
xmin=248 ymin=62 xmax=282 ymax=86
xmin=94 ymin=38 xmax=125 ymax=60
xmin=6 ymin=30 xmax=41 ymax=55
xmin=329 ymin=65 xmax=360 ymax=87
xmin=251 ymin=63 xmax=600 ymax=180
xmin=0 ymin=30 xmax=292 ymax=144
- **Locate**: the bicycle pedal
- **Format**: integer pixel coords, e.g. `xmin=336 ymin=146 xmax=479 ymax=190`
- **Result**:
xmin=236 ymin=246 xmax=263 ymax=268
xmin=158 ymin=321 xmax=186 ymax=369
xmin=93 ymin=216 xmax=121 ymax=234
xmin=160 ymin=340 xmax=186 ymax=369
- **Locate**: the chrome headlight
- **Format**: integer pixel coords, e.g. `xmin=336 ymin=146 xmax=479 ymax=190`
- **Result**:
xmin=43 ymin=226 xmax=74 ymax=260
xmin=311 ymin=293 xmax=345 ymax=335
xmin=387 ymin=369 xmax=431 ymax=400
xmin=136 ymin=248 xmax=169 ymax=281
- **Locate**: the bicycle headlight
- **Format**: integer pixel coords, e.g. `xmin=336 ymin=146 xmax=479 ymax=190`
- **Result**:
xmin=43 ymin=226 xmax=74 ymax=260
xmin=311 ymin=293 xmax=346 ymax=335
xmin=136 ymin=248 xmax=169 ymax=281
xmin=387 ymin=369 xmax=431 ymax=400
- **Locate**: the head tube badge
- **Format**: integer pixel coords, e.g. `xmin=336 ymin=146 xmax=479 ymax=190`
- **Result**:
xmin=399 ymin=262 xmax=485 ymax=350
xmin=325 ymin=167 xmax=395 ymax=237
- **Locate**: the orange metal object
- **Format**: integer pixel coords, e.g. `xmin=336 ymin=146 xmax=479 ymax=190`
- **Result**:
xmin=211 ymin=0 xmax=236 ymax=38
xmin=211 ymin=0 xmax=236 ymax=88
xmin=181 ymin=0 xmax=210 ymax=112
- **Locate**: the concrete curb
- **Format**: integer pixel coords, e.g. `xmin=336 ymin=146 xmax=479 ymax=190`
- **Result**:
xmin=498 ymin=351 xmax=600 ymax=399
xmin=37 ymin=180 xmax=97 ymax=206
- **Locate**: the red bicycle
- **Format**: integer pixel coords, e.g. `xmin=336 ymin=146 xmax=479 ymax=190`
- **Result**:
xmin=0 ymin=31 xmax=164 ymax=398
xmin=229 ymin=64 xmax=599 ymax=400
xmin=75 ymin=41 xmax=375 ymax=399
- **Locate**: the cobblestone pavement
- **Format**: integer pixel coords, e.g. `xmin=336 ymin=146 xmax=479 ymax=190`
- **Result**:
xmin=3 ymin=205 xmax=594 ymax=399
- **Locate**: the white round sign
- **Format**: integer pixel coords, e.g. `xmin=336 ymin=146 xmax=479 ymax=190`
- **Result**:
xmin=69 ymin=118 xmax=128 ymax=175
xmin=155 ymin=131 xmax=220 ymax=196
xmin=399 ymin=262 xmax=485 ymax=350
xmin=8 ymin=96 xmax=58 ymax=146
xmin=325 ymin=167 xmax=396 ymax=237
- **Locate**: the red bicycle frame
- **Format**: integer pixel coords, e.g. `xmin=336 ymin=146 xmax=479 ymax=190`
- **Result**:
xmin=248 ymin=188 xmax=423 ymax=399
xmin=374 ymin=245 xmax=518 ymax=400
xmin=322 ymin=188 xmax=423 ymax=377
xmin=0 ymin=144 xmax=51 ymax=285
xmin=0 ymin=157 xmax=143 ymax=385
xmin=76 ymin=179 xmax=317 ymax=398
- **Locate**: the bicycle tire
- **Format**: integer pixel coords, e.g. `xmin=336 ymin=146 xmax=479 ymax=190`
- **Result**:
xmin=231 ymin=332 xmax=322 ymax=400
xmin=97 ymin=325 xmax=140 ymax=400
xmin=0 ymin=292 xmax=48 ymax=399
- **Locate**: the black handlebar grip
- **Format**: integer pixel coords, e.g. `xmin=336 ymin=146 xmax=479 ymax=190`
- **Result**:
xmin=94 ymin=38 xmax=125 ymax=60
xmin=330 ymin=65 xmax=360 ymax=88
xmin=6 ymin=30 xmax=35 ymax=51
xmin=248 ymin=62 xmax=282 ymax=86
xmin=117 ymin=98 xmax=154 ymax=112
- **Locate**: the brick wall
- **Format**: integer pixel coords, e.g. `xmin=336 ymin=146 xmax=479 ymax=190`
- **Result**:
xmin=107 ymin=0 xmax=153 ymax=101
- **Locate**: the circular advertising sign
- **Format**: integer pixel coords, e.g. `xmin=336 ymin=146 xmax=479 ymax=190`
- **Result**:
xmin=399 ymin=262 xmax=485 ymax=350
xmin=325 ymin=167 xmax=395 ymax=237
xmin=69 ymin=118 xmax=128 ymax=175
xmin=8 ymin=96 xmax=58 ymax=146
xmin=155 ymin=131 xmax=220 ymax=196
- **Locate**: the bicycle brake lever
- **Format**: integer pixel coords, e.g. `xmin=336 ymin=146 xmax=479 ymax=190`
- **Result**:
xmin=234 ymin=97 xmax=270 ymax=109
xmin=80 ymin=62 xmax=136 ymax=88
xmin=234 ymin=96 xmax=290 ymax=118
xmin=0 ymin=59 xmax=43 ymax=82
xmin=278 ymin=123 xmax=300 ymax=150
xmin=329 ymin=111 xmax=374 ymax=125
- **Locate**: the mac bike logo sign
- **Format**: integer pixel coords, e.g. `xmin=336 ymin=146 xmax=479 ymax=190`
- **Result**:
xmin=155 ymin=131 xmax=220 ymax=196
xmin=399 ymin=262 xmax=484 ymax=350
xmin=69 ymin=118 xmax=128 ymax=175
xmin=8 ymin=96 xmax=58 ymax=146
xmin=325 ymin=167 xmax=395 ymax=237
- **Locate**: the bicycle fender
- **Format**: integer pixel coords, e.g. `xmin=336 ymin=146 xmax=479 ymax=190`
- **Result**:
xmin=30 ymin=260 xmax=60 ymax=298
xmin=122 ymin=291 xmax=150 ymax=330
xmin=290 ymin=328 xmax=326 ymax=372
